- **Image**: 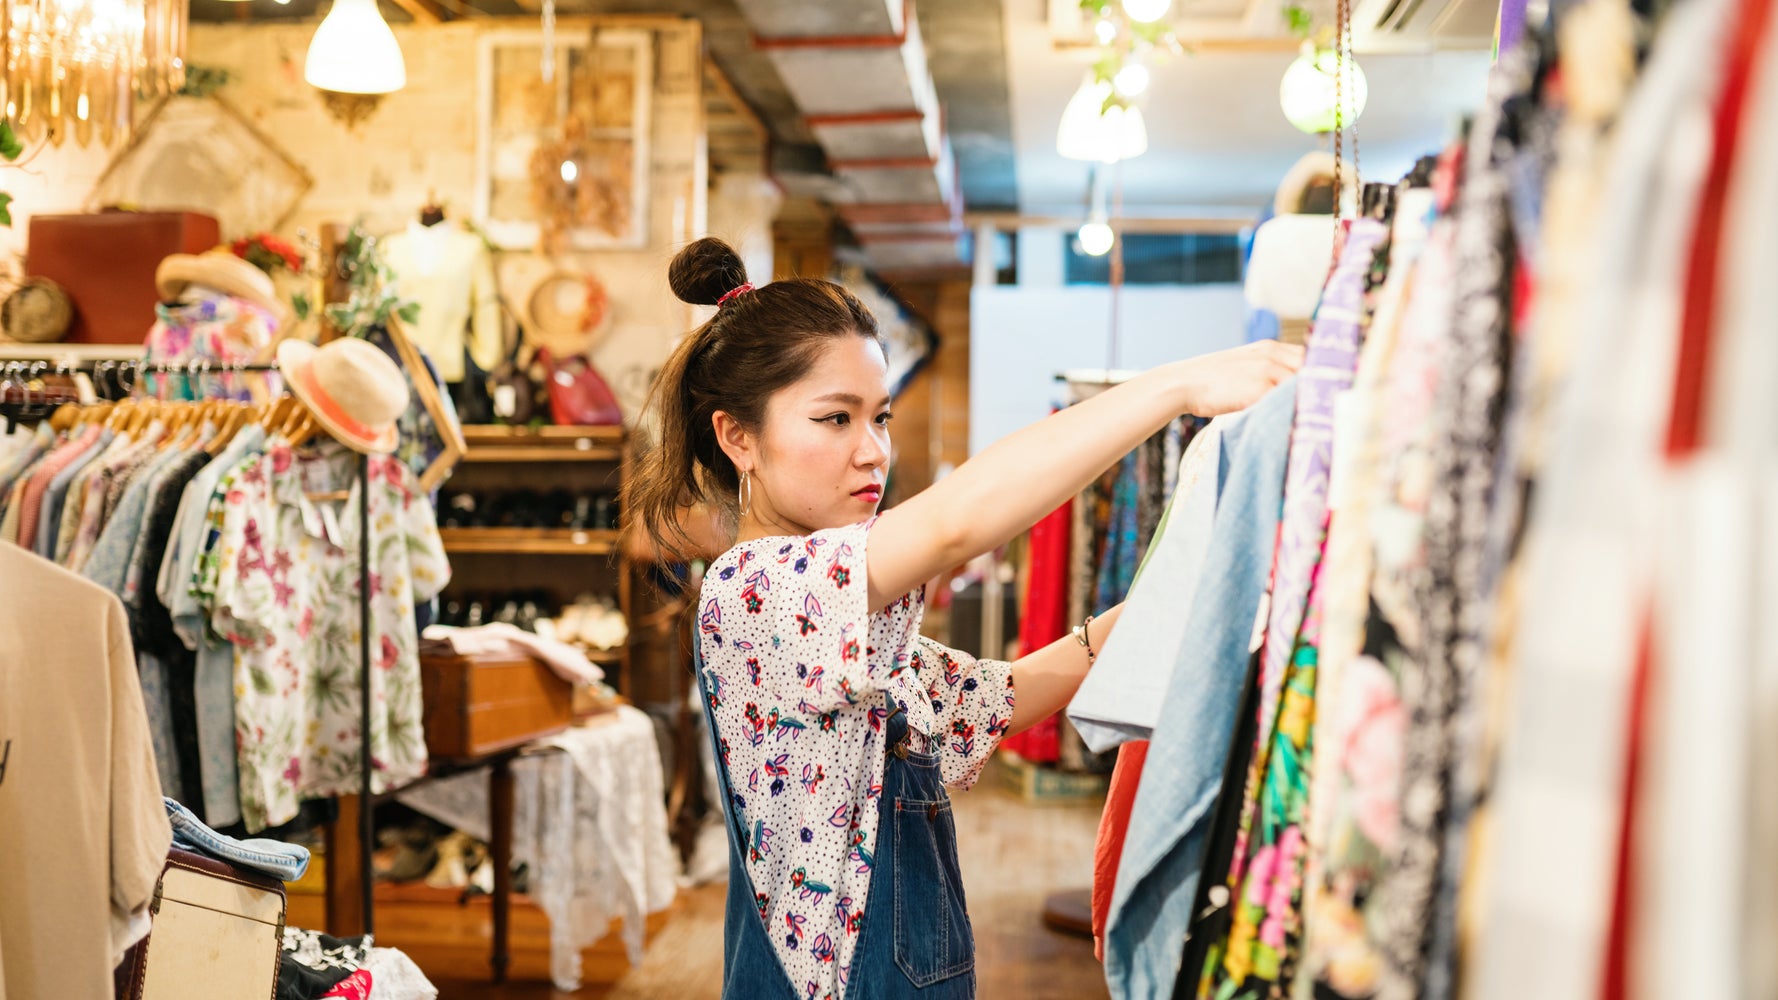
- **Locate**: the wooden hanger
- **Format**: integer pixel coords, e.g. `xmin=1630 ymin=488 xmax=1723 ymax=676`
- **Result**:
xmin=383 ymin=315 xmax=466 ymax=492
xmin=49 ymin=403 xmax=81 ymax=434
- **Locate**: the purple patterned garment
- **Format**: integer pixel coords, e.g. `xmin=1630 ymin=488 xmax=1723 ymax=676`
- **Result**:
xmin=1252 ymin=219 xmax=1389 ymax=749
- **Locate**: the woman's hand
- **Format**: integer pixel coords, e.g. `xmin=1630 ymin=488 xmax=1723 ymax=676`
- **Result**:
xmin=1172 ymin=339 xmax=1306 ymax=417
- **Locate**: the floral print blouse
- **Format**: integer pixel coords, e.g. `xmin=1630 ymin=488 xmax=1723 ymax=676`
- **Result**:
xmin=143 ymin=294 xmax=283 ymax=401
xmin=198 ymin=441 xmax=449 ymax=831
xmin=698 ymin=520 xmax=1015 ymax=1000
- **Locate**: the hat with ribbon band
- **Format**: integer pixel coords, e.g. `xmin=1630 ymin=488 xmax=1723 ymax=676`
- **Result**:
xmin=276 ymin=337 xmax=409 ymax=455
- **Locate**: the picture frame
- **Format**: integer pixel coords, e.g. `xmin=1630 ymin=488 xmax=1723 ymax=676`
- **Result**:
xmin=474 ymin=27 xmax=654 ymax=252
xmin=85 ymin=95 xmax=313 ymax=239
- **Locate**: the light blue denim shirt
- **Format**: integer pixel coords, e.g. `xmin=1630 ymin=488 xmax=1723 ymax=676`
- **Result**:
xmin=165 ymin=797 xmax=309 ymax=881
xmin=1102 ymin=377 xmax=1296 ymax=998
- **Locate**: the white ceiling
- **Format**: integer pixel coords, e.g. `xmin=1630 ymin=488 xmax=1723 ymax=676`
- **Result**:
xmin=1004 ymin=0 xmax=1495 ymax=217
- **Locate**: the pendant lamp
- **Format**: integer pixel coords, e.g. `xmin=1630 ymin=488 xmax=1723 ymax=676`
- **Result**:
xmin=305 ymin=0 xmax=405 ymax=124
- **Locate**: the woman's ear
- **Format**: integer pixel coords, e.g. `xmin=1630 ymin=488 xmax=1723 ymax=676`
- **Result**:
xmin=712 ymin=410 xmax=755 ymax=475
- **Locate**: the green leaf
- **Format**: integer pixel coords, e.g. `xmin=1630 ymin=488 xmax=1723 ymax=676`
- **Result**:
xmin=1284 ymin=2 xmax=1314 ymax=37
xmin=0 ymin=121 xmax=22 ymax=162
xmin=0 ymin=193 xmax=13 ymax=228
xmin=396 ymin=301 xmax=420 ymax=324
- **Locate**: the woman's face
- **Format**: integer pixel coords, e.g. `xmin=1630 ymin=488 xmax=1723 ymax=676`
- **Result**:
xmin=732 ymin=334 xmax=892 ymax=538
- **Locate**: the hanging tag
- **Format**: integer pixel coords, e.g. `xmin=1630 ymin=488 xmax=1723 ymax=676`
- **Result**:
xmin=319 ymin=503 xmax=344 ymax=548
xmin=494 ymin=384 xmax=518 ymax=419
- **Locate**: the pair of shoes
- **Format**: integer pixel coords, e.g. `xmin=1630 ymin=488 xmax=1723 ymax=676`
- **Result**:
xmin=440 ymin=589 xmax=560 ymax=631
xmin=552 ymin=593 xmax=628 ymax=651
xmin=424 ymin=831 xmax=490 ymax=890
xmin=440 ymin=489 xmax=620 ymax=531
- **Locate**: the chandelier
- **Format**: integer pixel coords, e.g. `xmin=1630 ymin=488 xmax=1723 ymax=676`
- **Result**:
xmin=1 ymin=0 xmax=186 ymax=148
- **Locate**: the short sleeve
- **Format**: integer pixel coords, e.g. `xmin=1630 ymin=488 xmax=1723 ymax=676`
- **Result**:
xmin=911 ymin=635 xmax=1016 ymax=789
xmin=104 ymin=594 xmax=172 ymax=956
xmin=391 ymin=459 xmax=450 ymax=602
xmin=702 ymin=520 xmax=891 ymax=714
xmin=202 ymin=458 xmax=275 ymax=647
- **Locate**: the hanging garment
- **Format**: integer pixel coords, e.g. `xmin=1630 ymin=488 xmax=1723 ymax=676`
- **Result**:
xmin=1199 ymin=218 xmax=1387 ymax=999
xmin=1101 ymin=378 xmax=1295 ymax=999
xmin=1465 ymin=0 xmax=1736 ymax=992
xmin=1092 ymin=740 xmax=1149 ymax=961
xmin=198 ymin=445 xmax=450 ymax=832
xmin=1068 ymin=416 xmax=1231 ymax=751
xmin=162 ymin=424 xmax=269 ymax=829
xmin=0 ymin=542 xmax=172 ymax=1000
xmin=1297 ymin=184 xmax=1440 ymax=1000
xmin=1002 ymin=497 xmax=1071 ymax=764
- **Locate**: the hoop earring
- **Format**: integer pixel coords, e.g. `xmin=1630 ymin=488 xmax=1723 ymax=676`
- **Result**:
xmin=737 ymin=470 xmax=753 ymax=517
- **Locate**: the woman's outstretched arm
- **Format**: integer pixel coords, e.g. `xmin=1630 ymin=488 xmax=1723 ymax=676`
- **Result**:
xmin=864 ymin=339 xmax=1302 ymax=610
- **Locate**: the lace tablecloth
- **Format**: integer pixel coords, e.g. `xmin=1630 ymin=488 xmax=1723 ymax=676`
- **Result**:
xmin=396 ymin=706 xmax=678 ymax=990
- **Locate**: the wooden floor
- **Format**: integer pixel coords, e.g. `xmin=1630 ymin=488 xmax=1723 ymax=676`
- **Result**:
xmin=432 ymin=782 xmax=1112 ymax=999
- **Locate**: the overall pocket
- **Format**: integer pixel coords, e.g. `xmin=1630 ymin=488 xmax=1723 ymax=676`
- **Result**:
xmin=891 ymin=796 xmax=975 ymax=987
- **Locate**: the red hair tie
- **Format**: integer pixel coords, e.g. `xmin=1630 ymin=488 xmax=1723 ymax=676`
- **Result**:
xmin=717 ymin=283 xmax=755 ymax=308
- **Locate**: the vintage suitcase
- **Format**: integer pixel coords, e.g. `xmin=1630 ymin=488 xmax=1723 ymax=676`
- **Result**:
xmin=420 ymin=650 xmax=573 ymax=760
xmin=114 ymin=847 xmax=286 ymax=1000
xmin=25 ymin=210 xmax=221 ymax=344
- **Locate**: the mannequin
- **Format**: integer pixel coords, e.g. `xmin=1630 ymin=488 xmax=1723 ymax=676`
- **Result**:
xmin=381 ymin=203 xmax=502 ymax=385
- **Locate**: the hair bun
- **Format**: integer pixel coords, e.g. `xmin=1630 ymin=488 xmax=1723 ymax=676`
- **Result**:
xmin=669 ymin=237 xmax=750 ymax=307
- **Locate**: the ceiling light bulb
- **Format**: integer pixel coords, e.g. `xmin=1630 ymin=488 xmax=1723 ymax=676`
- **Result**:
xmin=1113 ymin=62 xmax=1150 ymax=97
xmin=305 ymin=0 xmax=406 ymax=95
xmin=1122 ymin=0 xmax=1172 ymax=23
xmin=1279 ymin=46 xmax=1368 ymax=134
xmin=1078 ymin=221 xmax=1115 ymax=257
xmin=561 ymin=160 xmax=579 ymax=183
xmin=1094 ymin=17 xmax=1118 ymax=44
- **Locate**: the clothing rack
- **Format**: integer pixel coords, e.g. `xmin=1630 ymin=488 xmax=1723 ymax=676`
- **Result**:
xmin=2 ymin=354 xmax=380 ymax=935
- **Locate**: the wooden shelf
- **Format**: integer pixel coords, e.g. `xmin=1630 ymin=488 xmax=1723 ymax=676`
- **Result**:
xmin=460 ymin=425 xmax=626 ymax=463
xmin=440 ymin=528 xmax=620 ymax=555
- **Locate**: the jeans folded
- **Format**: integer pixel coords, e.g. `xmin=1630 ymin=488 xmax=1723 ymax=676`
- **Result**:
xmin=164 ymin=797 xmax=310 ymax=882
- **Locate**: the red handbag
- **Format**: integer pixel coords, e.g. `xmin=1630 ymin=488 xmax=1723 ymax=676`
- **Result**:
xmin=535 ymin=347 xmax=623 ymax=427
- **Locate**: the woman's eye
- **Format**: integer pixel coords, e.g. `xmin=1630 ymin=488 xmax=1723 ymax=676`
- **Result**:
xmin=875 ymin=412 xmax=893 ymax=426
xmin=816 ymin=413 xmax=850 ymax=426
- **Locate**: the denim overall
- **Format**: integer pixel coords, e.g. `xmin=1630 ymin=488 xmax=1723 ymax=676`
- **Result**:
xmin=696 ymin=647 xmax=977 ymax=1000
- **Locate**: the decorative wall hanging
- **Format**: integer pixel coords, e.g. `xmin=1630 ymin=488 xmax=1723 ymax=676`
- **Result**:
xmin=474 ymin=27 xmax=653 ymax=252
xmin=85 ymin=95 xmax=314 ymax=240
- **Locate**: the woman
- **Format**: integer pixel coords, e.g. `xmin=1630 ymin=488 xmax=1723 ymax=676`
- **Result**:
xmin=626 ymin=238 xmax=1303 ymax=1000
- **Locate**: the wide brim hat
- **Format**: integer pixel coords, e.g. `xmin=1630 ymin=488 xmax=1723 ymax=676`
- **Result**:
xmin=157 ymin=249 xmax=292 ymax=328
xmin=523 ymin=270 xmax=612 ymax=358
xmin=277 ymin=337 xmax=407 ymax=455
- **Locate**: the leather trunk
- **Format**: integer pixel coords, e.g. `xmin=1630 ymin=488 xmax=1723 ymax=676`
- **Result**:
xmin=25 ymin=211 xmax=221 ymax=344
xmin=420 ymin=650 xmax=573 ymax=760
xmin=114 ymin=847 xmax=286 ymax=1000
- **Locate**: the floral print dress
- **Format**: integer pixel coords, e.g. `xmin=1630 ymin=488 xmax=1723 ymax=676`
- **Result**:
xmin=698 ymin=520 xmax=1015 ymax=1000
xmin=198 ymin=441 xmax=450 ymax=831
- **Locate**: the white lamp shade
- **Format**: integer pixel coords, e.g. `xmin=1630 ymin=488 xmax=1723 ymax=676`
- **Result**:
xmin=1122 ymin=0 xmax=1172 ymax=22
xmin=305 ymin=0 xmax=406 ymax=95
xmin=1279 ymin=48 xmax=1367 ymax=134
xmin=1057 ymin=76 xmax=1149 ymax=163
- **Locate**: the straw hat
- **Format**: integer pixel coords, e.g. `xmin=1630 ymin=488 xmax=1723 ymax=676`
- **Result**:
xmin=523 ymin=270 xmax=611 ymax=357
xmin=157 ymin=249 xmax=290 ymax=327
xmin=277 ymin=337 xmax=409 ymax=455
